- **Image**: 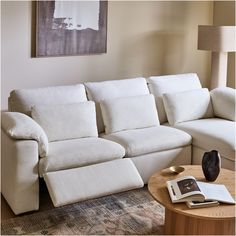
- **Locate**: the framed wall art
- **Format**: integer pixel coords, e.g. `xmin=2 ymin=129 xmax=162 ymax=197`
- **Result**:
xmin=36 ymin=0 xmax=107 ymax=57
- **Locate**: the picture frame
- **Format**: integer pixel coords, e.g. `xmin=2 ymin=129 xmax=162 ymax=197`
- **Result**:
xmin=36 ymin=0 xmax=107 ymax=57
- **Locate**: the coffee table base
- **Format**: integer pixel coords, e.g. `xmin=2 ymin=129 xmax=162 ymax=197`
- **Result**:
xmin=164 ymin=208 xmax=235 ymax=235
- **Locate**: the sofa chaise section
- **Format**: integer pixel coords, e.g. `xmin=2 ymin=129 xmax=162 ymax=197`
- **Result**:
xmin=147 ymin=74 xmax=236 ymax=170
xmin=174 ymin=87 xmax=235 ymax=170
xmin=175 ymin=118 xmax=235 ymax=170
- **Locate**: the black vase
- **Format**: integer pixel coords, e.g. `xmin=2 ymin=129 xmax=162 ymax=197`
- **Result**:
xmin=202 ymin=150 xmax=221 ymax=181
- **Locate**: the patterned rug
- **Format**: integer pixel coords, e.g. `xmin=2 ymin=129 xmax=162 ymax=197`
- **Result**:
xmin=1 ymin=187 xmax=164 ymax=235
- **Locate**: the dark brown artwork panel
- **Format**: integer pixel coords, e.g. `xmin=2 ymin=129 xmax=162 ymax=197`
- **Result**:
xmin=36 ymin=0 xmax=107 ymax=57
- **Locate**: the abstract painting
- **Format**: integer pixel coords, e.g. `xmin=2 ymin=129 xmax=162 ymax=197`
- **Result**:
xmin=36 ymin=0 xmax=107 ymax=57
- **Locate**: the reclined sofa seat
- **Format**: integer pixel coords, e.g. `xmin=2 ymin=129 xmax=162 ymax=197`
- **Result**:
xmin=1 ymin=84 xmax=144 ymax=215
xmin=84 ymin=77 xmax=192 ymax=183
xmin=147 ymin=73 xmax=236 ymax=170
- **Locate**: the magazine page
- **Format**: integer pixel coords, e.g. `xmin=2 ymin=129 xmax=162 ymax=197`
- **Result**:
xmin=172 ymin=176 xmax=203 ymax=199
xmin=167 ymin=176 xmax=204 ymax=201
xmin=197 ymin=182 xmax=235 ymax=204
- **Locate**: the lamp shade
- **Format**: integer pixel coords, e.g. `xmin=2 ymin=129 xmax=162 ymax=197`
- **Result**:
xmin=198 ymin=25 xmax=236 ymax=52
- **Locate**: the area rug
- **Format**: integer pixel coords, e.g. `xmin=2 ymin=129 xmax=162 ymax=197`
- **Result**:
xmin=1 ymin=187 xmax=164 ymax=235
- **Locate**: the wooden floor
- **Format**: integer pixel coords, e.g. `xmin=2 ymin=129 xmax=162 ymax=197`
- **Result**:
xmin=1 ymin=184 xmax=54 ymax=221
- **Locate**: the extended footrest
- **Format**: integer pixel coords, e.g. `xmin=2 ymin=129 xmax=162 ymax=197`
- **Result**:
xmin=44 ymin=158 xmax=144 ymax=207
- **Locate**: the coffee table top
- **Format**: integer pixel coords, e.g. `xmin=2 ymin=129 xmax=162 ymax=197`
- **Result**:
xmin=148 ymin=165 xmax=235 ymax=220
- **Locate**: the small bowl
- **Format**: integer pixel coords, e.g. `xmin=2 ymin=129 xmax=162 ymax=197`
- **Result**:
xmin=169 ymin=166 xmax=185 ymax=174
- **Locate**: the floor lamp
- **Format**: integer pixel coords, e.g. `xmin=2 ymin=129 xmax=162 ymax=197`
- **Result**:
xmin=198 ymin=25 xmax=236 ymax=89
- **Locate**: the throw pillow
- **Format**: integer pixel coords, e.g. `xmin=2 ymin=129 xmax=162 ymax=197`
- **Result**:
xmin=163 ymin=88 xmax=213 ymax=126
xmin=84 ymin=77 xmax=149 ymax=133
xmin=31 ymin=102 xmax=98 ymax=142
xmin=100 ymin=94 xmax=159 ymax=134
xmin=147 ymin=73 xmax=202 ymax=124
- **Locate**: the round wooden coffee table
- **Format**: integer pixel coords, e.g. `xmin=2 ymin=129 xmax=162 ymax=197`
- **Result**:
xmin=148 ymin=165 xmax=235 ymax=235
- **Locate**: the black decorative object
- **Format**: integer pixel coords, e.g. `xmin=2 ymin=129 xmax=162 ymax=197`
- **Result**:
xmin=202 ymin=150 xmax=221 ymax=181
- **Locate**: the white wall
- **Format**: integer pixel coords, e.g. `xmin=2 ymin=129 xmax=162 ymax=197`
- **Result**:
xmin=1 ymin=1 xmax=213 ymax=110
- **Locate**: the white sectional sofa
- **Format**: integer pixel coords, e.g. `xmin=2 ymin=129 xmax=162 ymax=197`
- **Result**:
xmin=1 ymin=73 xmax=235 ymax=215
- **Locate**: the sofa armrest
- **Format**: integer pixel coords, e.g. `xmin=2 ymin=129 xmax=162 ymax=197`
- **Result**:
xmin=1 ymin=129 xmax=39 ymax=214
xmin=210 ymin=87 xmax=235 ymax=121
xmin=1 ymin=112 xmax=48 ymax=157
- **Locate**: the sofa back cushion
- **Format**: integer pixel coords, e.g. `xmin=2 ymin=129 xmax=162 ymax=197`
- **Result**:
xmin=100 ymin=94 xmax=159 ymax=134
xmin=147 ymin=73 xmax=202 ymax=124
xmin=31 ymin=102 xmax=98 ymax=142
xmin=163 ymin=88 xmax=213 ymax=126
xmin=210 ymin=87 xmax=235 ymax=121
xmin=9 ymin=84 xmax=87 ymax=115
xmin=84 ymin=77 xmax=150 ymax=133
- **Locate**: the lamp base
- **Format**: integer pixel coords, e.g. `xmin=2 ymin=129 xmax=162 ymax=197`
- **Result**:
xmin=210 ymin=51 xmax=228 ymax=89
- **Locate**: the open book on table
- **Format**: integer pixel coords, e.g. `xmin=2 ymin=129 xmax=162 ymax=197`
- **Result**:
xmin=166 ymin=175 xmax=235 ymax=205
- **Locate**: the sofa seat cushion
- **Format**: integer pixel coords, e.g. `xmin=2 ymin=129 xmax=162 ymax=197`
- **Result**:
xmin=175 ymin=118 xmax=235 ymax=161
xmin=101 ymin=126 xmax=192 ymax=157
xmin=39 ymin=138 xmax=125 ymax=176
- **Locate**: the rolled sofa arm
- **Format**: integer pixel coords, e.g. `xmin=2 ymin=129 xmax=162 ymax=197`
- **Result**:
xmin=210 ymin=87 xmax=235 ymax=121
xmin=1 ymin=112 xmax=49 ymax=214
xmin=1 ymin=112 xmax=49 ymax=157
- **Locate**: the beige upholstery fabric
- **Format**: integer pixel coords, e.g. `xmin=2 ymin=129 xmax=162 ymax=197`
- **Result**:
xmin=131 ymin=146 xmax=191 ymax=183
xmin=39 ymin=138 xmax=125 ymax=176
xmin=1 ymin=112 xmax=48 ymax=157
xmin=1 ymin=130 xmax=39 ymax=215
xmin=84 ymin=77 xmax=149 ymax=133
xmin=100 ymin=94 xmax=159 ymax=134
xmin=44 ymin=159 xmax=144 ymax=207
xmin=210 ymin=87 xmax=235 ymax=121
xmin=31 ymin=102 xmax=98 ymax=142
xmin=8 ymin=84 xmax=87 ymax=115
xmin=175 ymin=118 xmax=235 ymax=161
xmin=101 ymin=126 xmax=192 ymax=157
xmin=147 ymin=73 xmax=202 ymax=123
